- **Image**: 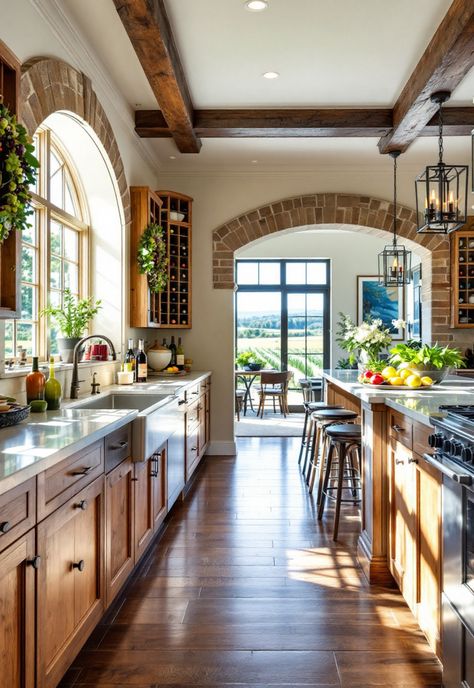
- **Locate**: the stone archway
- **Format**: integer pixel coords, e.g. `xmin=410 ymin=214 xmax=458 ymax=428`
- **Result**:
xmin=19 ymin=57 xmax=130 ymax=225
xmin=212 ymin=193 xmax=452 ymax=344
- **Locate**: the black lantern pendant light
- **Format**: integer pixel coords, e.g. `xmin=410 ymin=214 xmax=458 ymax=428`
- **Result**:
xmin=415 ymin=91 xmax=468 ymax=234
xmin=378 ymin=151 xmax=412 ymax=287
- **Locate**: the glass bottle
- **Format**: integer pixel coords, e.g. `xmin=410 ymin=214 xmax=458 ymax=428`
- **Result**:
xmin=44 ymin=356 xmax=62 ymax=410
xmin=26 ymin=356 xmax=46 ymax=403
xmin=176 ymin=337 xmax=184 ymax=370
xmin=136 ymin=339 xmax=147 ymax=382
xmin=125 ymin=338 xmax=136 ymax=380
xmin=169 ymin=336 xmax=177 ymax=366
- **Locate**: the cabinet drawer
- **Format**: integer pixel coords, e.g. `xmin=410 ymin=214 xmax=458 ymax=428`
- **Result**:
xmin=0 ymin=477 xmax=36 ymax=553
xmin=186 ymin=383 xmax=201 ymax=403
xmin=389 ymin=411 xmax=412 ymax=449
xmin=186 ymin=427 xmax=200 ymax=481
xmin=413 ymin=422 xmax=431 ymax=458
xmin=186 ymin=399 xmax=200 ymax=433
xmin=37 ymin=440 xmax=104 ymax=520
xmin=105 ymin=424 xmax=131 ymax=472
xmin=200 ymin=378 xmax=210 ymax=396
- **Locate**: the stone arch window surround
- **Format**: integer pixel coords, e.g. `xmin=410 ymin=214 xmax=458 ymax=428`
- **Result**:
xmin=213 ymin=193 xmax=452 ymax=345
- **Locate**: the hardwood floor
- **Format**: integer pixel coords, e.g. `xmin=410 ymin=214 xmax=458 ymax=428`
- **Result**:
xmin=63 ymin=437 xmax=442 ymax=687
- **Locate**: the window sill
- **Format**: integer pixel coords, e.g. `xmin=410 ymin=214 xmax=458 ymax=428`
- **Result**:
xmin=0 ymin=360 xmax=120 ymax=379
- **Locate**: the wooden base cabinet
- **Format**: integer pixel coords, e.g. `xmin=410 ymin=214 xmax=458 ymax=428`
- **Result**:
xmin=134 ymin=446 xmax=167 ymax=563
xmin=105 ymin=458 xmax=134 ymax=606
xmin=37 ymin=477 xmax=105 ymax=688
xmin=0 ymin=530 xmax=36 ymax=688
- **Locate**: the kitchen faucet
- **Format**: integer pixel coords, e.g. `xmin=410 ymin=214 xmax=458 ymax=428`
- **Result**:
xmin=70 ymin=335 xmax=117 ymax=399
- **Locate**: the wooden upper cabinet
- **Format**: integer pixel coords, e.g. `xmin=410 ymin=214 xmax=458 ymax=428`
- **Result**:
xmin=0 ymin=40 xmax=21 ymax=319
xmin=129 ymin=186 xmax=192 ymax=328
xmin=451 ymin=217 xmax=474 ymax=327
xmin=0 ymin=530 xmax=36 ymax=688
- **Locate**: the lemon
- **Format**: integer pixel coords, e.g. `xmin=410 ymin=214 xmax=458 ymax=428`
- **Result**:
xmin=406 ymin=374 xmax=422 ymax=388
xmin=421 ymin=376 xmax=434 ymax=387
xmin=389 ymin=376 xmax=404 ymax=386
xmin=382 ymin=366 xmax=397 ymax=380
xmin=399 ymin=368 xmax=413 ymax=380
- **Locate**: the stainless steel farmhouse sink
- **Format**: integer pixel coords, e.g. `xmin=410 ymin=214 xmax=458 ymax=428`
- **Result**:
xmin=72 ymin=393 xmax=181 ymax=462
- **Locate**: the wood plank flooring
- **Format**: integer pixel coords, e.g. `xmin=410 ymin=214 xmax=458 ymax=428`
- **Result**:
xmin=62 ymin=437 xmax=442 ymax=687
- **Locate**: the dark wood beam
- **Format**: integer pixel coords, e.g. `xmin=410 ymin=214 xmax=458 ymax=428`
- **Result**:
xmin=135 ymin=107 xmax=473 ymax=139
xmin=113 ymin=0 xmax=201 ymax=153
xmin=378 ymin=0 xmax=474 ymax=153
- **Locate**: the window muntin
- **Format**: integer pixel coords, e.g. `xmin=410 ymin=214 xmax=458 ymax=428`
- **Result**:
xmin=4 ymin=129 xmax=88 ymax=362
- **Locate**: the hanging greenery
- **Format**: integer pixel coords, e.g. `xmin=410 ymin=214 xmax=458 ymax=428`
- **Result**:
xmin=137 ymin=222 xmax=168 ymax=293
xmin=0 ymin=103 xmax=39 ymax=243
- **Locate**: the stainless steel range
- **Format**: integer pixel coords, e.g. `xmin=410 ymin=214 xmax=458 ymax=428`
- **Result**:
xmin=426 ymin=405 xmax=474 ymax=688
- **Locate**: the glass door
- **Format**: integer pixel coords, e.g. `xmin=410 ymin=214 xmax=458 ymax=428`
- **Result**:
xmin=287 ymin=292 xmax=326 ymax=378
xmin=236 ymin=291 xmax=282 ymax=367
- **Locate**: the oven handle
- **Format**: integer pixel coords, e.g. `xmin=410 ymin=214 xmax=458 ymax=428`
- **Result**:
xmin=422 ymin=453 xmax=473 ymax=485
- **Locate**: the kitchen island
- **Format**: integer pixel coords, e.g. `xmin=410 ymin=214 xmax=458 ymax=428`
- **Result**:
xmin=322 ymin=369 xmax=474 ymax=657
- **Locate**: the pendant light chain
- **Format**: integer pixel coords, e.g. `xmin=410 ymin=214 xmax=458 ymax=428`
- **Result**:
xmin=438 ymin=100 xmax=444 ymax=165
xmin=392 ymin=154 xmax=397 ymax=248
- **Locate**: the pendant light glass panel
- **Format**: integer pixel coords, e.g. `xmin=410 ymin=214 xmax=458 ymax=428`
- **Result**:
xmin=378 ymin=243 xmax=412 ymax=287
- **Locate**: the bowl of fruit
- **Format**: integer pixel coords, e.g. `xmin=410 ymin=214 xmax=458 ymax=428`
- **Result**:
xmin=0 ymin=397 xmax=31 ymax=428
xmin=359 ymin=365 xmax=434 ymax=389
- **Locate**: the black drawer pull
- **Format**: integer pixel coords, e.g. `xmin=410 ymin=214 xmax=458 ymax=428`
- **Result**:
xmin=131 ymin=477 xmax=138 ymax=482
xmin=71 ymin=466 xmax=92 ymax=476
xmin=191 ymin=446 xmax=197 ymax=452
xmin=408 ymin=457 xmax=419 ymax=464
xmin=110 ymin=441 xmax=128 ymax=450
xmin=27 ymin=556 xmax=41 ymax=569
xmin=75 ymin=500 xmax=88 ymax=511
xmin=392 ymin=424 xmax=404 ymax=433
xmin=72 ymin=560 xmax=85 ymax=572
xmin=0 ymin=521 xmax=11 ymax=534
xmin=178 ymin=399 xmax=186 ymax=405
xmin=395 ymin=459 xmax=404 ymax=465
xmin=191 ymin=391 xmax=199 ymax=395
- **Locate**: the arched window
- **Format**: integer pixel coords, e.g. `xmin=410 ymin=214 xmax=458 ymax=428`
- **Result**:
xmin=5 ymin=127 xmax=89 ymax=359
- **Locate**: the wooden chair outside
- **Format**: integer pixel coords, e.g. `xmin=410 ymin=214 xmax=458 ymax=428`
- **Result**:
xmin=235 ymin=389 xmax=245 ymax=421
xmin=256 ymin=371 xmax=292 ymax=418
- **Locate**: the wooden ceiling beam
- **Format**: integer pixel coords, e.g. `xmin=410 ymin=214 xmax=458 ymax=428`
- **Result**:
xmin=378 ymin=0 xmax=474 ymax=153
xmin=113 ymin=0 xmax=201 ymax=153
xmin=134 ymin=107 xmax=473 ymax=139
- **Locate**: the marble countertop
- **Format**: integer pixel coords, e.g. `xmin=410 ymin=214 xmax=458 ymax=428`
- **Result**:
xmin=322 ymin=369 xmax=474 ymax=427
xmin=0 ymin=371 xmax=212 ymax=494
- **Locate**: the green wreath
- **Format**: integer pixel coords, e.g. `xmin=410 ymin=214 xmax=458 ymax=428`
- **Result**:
xmin=0 ymin=103 xmax=39 ymax=243
xmin=137 ymin=222 xmax=168 ymax=293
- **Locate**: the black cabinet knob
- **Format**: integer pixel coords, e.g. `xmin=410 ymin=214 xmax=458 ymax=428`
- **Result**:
xmin=71 ymin=466 xmax=92 ymax=476
xmin=72 ymin=560 xmax=85 ymax=572
xmin=0 ymin=521 xmax=11 ymax=534
xmin=27 ymin=556 xmax=41 ymax=569
xmin=75 ymin=500 xmax=88 ymax=511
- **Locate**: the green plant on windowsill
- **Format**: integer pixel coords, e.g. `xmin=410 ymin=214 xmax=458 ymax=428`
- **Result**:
xmin=41 ymin=289 xmax=102 ymax=338
xmin=235 ymin=350 xmax=266 ymax=371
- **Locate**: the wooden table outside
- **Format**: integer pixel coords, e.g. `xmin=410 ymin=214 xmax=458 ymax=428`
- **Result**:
xmin=235 ymin=369 xmax=276 ymax=414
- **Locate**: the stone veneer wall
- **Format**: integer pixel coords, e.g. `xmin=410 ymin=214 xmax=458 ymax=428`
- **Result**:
xmin=19 ymin=57 xmax=130 ymax=225
xmin=212 ymin=193 xmax=454 ymax=345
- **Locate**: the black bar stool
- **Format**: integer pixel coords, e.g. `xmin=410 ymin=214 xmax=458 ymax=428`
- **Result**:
xmin=300 ymin=401 xmax=343 ymax=474
xmin=317 ymin=423 xmax=362 ymax=540
xmin=306 ymin=408 xmax=358 ymax=494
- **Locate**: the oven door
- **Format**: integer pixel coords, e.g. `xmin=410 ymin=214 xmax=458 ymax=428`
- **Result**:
xmin=442 ymin=470 xmax=474 ymax=688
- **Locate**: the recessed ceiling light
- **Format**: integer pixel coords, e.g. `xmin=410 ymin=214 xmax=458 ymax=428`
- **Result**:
xmin=262 ymin=71 xmax=279 ymax=79
xmin=245 ymin=0 xmax=268 ymax=11
xmin=251 ymin=159 xmax=258 ymax=164
xmin=169 ymin=155 xmax=176 ymax=160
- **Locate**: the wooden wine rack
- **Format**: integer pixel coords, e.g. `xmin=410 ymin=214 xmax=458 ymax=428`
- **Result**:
xmin=129 ymin=187 xmax=192 ymax=329
xmin=451 ymin=218 xmax=474 ymax=328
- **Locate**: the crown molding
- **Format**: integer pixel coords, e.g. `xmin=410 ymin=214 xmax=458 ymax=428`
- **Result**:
xmin=28 ymin=0 xmax=162 ymax=176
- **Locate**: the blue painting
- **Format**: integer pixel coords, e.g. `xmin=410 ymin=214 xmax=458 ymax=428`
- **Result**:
xmin=357 ymin=276 xmax=404 ymax=339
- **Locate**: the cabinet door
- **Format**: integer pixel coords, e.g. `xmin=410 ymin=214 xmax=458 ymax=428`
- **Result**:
xmin=134 ymin=458 xmax=153 ymax=563
xmin=389 ymin=441 xmax=417 ymax=611
xmin=417 ymin=455 xmax=442 ymax=654
xmin=0 ymin=530 xmax=36 ymax=688
xmin=105 ymin=458 xmax=134 ymax=606
xmin=205 ymin=389 xmax=210 ymax=447
xmin=37 ymin=477 xmax=105 ymax=688
xmin=151 ymin=447 xmax=167 ymax=532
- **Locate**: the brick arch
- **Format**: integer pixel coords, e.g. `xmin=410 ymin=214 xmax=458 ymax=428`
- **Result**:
xmin=213 ymin=193 xmax=452 ymax=344
xmin=19 ymin=57 xmax=130 ymax=224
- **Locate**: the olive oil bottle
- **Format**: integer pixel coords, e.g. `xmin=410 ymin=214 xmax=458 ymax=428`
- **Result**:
xmin=44 ymin=357 xmax=62 ymax=410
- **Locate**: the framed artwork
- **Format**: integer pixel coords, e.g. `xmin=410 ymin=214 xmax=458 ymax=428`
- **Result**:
xmin=357 ymin=275 xmax=405 ymax=340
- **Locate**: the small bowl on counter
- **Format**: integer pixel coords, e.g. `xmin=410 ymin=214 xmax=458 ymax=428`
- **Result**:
xmin=0 ymin=402 xmax=30 ymax=428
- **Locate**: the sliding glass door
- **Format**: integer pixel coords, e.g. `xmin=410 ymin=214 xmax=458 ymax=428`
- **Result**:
xmin=235 ymin=260 xmax=330 ymax=388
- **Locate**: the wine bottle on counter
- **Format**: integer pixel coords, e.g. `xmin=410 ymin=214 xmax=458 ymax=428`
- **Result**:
xmin=26 ymin=356 xmax=46 ymax=403
xmin=169 ymin=336 xmax=177 ymax=366
xmin=44 ymin=356 xmax=62 ymax=410
xmin=176 ymin=337 xmax=184 ymax=370
xmin=136 ymin=339 xmax=147 ymax=382
xmin=125 ymin=338 xmax=136 ymax=380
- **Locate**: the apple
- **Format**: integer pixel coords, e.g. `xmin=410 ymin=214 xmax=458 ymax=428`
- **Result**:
xmin=364 ymin=370 xmax=373 ymax=380
xmin=369 ymin=374 xmax=384 ymax=385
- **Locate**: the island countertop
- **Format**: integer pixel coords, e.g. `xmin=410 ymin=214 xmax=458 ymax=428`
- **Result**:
xmin=322 ymin=369 xmax=474 ymax=426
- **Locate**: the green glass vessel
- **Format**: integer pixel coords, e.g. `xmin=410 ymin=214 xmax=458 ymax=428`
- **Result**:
xmin=44 ymin=357 xmax=62 ymax=410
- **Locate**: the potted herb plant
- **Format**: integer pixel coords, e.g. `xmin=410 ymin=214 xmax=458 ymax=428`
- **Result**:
xmin=389 ymin=341 xmax=465 ymax=383
xmin=41 ymin=289 xmax=102 ymax=363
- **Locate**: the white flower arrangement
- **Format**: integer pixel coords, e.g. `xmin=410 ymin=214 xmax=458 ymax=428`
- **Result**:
xmin=336 ymin=313 xmax=405 ymax=365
